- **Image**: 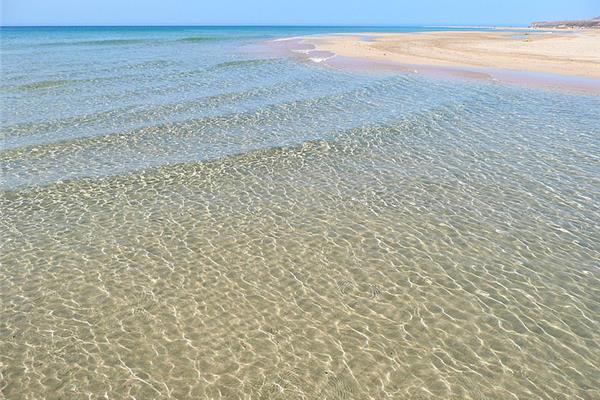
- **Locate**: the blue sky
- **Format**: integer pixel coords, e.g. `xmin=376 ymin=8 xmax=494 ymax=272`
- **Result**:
xmin=2 ymin=0 xmax=597 ymax=26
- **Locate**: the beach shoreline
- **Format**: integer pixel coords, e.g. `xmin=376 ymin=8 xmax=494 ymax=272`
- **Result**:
xmin=4 ymin=25 xmax=600 ymax=400
xmin=274 ymin=30 xmax=600 ymax=93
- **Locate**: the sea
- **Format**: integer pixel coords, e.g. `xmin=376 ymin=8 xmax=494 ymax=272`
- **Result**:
xmin=1 ymin=26 xmax=599 ymax=399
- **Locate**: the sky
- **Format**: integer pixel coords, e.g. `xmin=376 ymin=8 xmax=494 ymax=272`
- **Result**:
xmin=1 ymin=0 xmax=598 ymax=27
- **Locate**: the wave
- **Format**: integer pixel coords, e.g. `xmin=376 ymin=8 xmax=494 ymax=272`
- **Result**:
xmin=208 ymin=58 xmax=282 ymax=70
xmin=172 ymin=58 xmax=286 ymax=79
xmin=178 ymin=36 xmax=222 ymax=43
xmin=2 ymin=74 xmax=423 ymax=150
xmin=36 ymin=38 xmax=157 ymax=48
xmin=309 ymin=54 xmax=336 ymax=63
xmin=1 ymin=99 xmax=466 ymax=191
xmin=3 ymin=75 xmax=500 ymax=189
xmin=2 ymin=82 xmax=297 ymax=146
xmin=127 ymin=59 xmax=176 ymax=69
xmin=0 ymin=124 xmax=350 ymax=192
xmin=33 ymin=36 xmax=228 ymax=48
xmin=0 ymin=96 xmax=465 ymax=190
xmin=7 ymin=76 xmax=118 ymax=92
xmin=14 ymin=79 xmax=72 ymax=91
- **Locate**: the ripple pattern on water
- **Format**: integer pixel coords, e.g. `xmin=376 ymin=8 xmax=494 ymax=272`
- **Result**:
xmin=3 ymin=102 xmax=600 ymax=398
xmin=1 ymin=26 xmax=600 ymax=400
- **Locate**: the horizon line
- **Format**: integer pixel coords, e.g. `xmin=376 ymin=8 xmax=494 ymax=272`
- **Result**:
xmin=0 ymin=23 xmax=528 ymax=28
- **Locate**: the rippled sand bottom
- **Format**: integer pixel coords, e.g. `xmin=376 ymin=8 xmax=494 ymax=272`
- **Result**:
xmin=2 ymin=106 xmax=600 ymax=399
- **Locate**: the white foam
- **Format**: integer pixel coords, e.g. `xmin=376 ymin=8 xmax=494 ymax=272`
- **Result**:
xmin=309 ymin=55 xmax=336 ymax=63
xmin=272 ymin=36 xmax=304 ymax=42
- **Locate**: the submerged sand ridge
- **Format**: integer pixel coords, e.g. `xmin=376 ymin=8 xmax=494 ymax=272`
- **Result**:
xmin=297 ymin=30 xmax=600 ymax=79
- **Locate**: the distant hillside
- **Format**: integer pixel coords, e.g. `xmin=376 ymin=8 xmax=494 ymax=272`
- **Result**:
xmin=530 ymin=16 xmax=600 ymax=29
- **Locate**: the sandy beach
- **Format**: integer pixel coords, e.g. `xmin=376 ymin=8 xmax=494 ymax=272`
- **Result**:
xmin=299 ymin=30 xmax=600 ymax=79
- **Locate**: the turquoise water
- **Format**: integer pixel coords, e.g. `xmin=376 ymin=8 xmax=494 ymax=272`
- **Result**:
xmin=1 ymin=25 xmax=498 ymax=188
xmin=1 ymin=27 xmax=600 ymax=399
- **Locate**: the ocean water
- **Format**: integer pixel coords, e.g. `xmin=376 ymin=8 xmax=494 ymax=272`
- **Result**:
xmin=1 ymin=26 xmax=600 ymax=399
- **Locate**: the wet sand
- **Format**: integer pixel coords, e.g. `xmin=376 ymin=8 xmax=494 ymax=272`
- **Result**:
xmin=297 ymin=30 xmax=600 ymax=79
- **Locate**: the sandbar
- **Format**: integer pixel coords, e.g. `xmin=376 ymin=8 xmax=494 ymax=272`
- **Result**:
xmin=298 ymin=30 xmax=600 ymax=79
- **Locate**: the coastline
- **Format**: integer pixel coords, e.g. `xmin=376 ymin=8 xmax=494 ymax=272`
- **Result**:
xmin=274 ymin=30 xmax=600 ymax=93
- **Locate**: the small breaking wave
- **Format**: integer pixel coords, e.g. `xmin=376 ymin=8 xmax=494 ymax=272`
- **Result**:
xmin=309 ymin=55 xmax=336 ymax=63
xmin=272 ymin=36 xmax=305 ymax=42
xmin=306 ymin=50 xmax=336 ymax=63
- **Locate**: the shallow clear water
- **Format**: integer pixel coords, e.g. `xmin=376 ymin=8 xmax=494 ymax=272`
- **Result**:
xmin=1 ymin=26 xmax=600 ymax=399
